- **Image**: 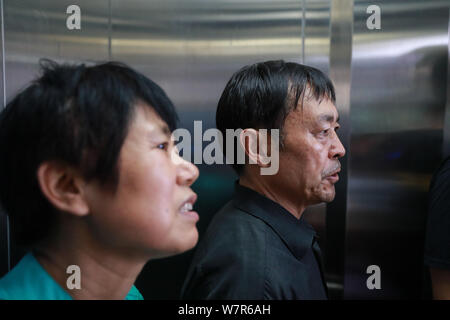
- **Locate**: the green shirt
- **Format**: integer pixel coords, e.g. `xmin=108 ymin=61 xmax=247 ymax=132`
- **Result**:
xmin=0 ymin=252 xmax=143 ymax=300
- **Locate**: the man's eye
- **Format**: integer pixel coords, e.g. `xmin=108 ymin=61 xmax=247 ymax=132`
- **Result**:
xmin=321 ymin=129 xmax=330 ymax=135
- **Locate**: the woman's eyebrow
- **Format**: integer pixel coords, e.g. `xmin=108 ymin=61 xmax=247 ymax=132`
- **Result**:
xmin=161 ymin=124 xmax=171 ymax=137
xmin=147 ymin=123 xmax=171 ymax=139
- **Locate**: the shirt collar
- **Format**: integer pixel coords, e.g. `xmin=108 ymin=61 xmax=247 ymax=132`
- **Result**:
xmin=232 ymin=181 xmax=317 ymax=260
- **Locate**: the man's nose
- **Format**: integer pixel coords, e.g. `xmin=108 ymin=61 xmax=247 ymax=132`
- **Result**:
xmin=330 ymin=132 xmax=346 ymax=159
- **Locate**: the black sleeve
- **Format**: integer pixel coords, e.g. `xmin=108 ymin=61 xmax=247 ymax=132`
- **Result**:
xmin=424 ymin=158 xmax=450 ymax=269
xmin=180 ymin=250 xmax=266 ymax=300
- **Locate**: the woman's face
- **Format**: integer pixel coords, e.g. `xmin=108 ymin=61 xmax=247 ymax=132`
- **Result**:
xmin=84 ymin=104 xmax=199 ymax=260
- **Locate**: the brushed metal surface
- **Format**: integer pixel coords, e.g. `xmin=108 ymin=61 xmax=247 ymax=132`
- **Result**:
xmin=443 ymin=8 xmax=450 ymax=158
xmin=0 ymin=0 xmax=7 ymax=277
xmin=327 ymin=0 xmax=353 ymax=299
xmin=344 ymin=0 xmax=449 ymax=299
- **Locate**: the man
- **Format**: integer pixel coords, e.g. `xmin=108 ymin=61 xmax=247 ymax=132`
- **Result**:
xmin=181 ymin=60 xmax=345 ymax=299
xmin=424 ymin=156 xmax=450 ymax=299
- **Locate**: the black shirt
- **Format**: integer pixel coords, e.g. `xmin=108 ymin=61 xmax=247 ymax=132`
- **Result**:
xmin=181 ymin=182 xmax=328 ymax=300
xmin=425 ymin=156 xmax=450 ymax=269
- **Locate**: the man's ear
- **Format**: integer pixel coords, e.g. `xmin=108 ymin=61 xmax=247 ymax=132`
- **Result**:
xmin=239 ymin=128 xmax=270 ymax=167
xmin=37 ymin=161 xmax=90 ymax=217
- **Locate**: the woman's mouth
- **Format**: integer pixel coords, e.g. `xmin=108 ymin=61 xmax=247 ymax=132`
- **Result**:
xmin=180 ymin=202 xmax=193 ymax=213
xmin=179 ymin=194 xmax=199 ymax=221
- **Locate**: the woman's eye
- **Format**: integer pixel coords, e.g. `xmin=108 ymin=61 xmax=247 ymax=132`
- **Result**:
xmin=156 ymin=142 xmax=168 ymax=150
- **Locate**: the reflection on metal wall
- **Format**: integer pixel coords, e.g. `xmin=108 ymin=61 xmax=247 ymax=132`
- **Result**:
xmin=327 ymin=0 xmax=353 ymax=299
xmin=345 ymin=0 xmax=449 ymax=299
xmin=0 ymin=0 xmax=7 ymax=278
xmin=443 ymin=8 xmax=450 ymax=159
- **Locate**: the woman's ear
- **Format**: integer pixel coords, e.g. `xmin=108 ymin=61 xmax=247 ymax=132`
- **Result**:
xmin=37 ymin=161 xmax=90 ymax=217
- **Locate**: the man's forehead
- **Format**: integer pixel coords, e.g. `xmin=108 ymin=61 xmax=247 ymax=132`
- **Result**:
xmin=292 ymin=97 xmax=339 ymax=122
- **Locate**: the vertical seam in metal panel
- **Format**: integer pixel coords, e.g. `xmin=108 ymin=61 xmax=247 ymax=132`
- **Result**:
xmin=327 ymin=0 xmax=353 ymax=299
xmin=342 ymin=0 xmax=353 ymax=299
xmin=301 ymin=0 xmax=306 ymax=64
xmin=442 ymin=8 xmax=450 ymax=158
xmin=108 ymin=0 xmax=112 ymax=60
xmin=0 ymin=0 xmax=9 ymax=272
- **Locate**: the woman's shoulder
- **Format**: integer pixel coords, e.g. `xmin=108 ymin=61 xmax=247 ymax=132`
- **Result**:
xmin=125 ymin=285 xmax=144 ymax=300
xmin=0 ymin=252 xmax=71 ymax=300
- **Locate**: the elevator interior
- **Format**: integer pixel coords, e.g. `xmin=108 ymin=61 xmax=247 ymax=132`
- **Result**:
xmin=0 ymin=0 xmax=449 ymax=299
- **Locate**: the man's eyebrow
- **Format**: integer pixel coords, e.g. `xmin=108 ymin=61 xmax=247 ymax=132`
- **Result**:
xmin=318 ymin=113 xmax=339 ymax=123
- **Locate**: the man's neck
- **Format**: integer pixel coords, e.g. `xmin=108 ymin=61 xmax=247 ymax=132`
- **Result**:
xmin=239 ymin=174 xmax=306 ymax=219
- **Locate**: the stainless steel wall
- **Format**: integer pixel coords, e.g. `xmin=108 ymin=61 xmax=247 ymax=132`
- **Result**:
xmin=0 ymin=0 xmax=7 ymax=279
xmin=0 ymin=0 xmax=449 ymax=300
xmin=345 ymin=0 xmax=449 ymax=299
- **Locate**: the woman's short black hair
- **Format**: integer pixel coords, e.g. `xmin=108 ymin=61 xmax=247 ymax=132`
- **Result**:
xmin=0 ymin=59 xmax=178 ymax=246
xmin=216 ymin=60 xmax=335 ymax=175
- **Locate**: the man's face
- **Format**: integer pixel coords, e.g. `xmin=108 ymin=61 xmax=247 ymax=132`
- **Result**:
xmin=84 ymin=104 xmax=199 ymax=260
xmin=270 ymin=95 xmax=345 ymax=211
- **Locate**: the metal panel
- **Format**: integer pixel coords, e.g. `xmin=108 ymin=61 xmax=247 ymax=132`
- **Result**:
xmin=0 ymin=0 xmax=8 ymax=278
xmin=327 ymin=0 xmax=353 ymax=299
xmin=345 ymin=0 xmax=449 ymax=299
xmin=110 ymin=0 xmax=305 ymax=299
xmin=1 ymin=0 xmax=110 ymax=272
xmin=304 ymin=0 xmax=331 ymax=74
xmin=443 ymin=8 xmax=450 ymax=158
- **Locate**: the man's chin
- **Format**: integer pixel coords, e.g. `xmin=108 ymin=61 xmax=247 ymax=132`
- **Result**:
xmin=319 ymin=186 xmax=336 ymax=203
xmin=322 ymin=194 xmax=336 ymax=203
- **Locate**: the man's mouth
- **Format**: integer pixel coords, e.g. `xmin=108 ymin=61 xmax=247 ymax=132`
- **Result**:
xmin=325 ymin=171 xmax=340 ymax=183
xmin=323 ymin=163 xmax=341 ymax=184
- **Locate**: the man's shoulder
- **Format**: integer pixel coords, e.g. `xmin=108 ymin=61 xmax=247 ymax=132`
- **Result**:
xmin=191 ymin=200 xmax=270 ymax=267
xmin=202 ymin=200 xmax=269 ymax=247
xmin=181 ymin=201 xmax=269 ymax=299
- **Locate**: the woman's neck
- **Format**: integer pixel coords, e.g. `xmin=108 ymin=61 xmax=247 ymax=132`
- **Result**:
xmin=33 ymin=223 xmax=146 ymax=300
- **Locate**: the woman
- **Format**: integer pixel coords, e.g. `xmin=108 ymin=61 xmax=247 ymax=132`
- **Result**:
xmin=0 ymin=60 xmax=199 ymax=299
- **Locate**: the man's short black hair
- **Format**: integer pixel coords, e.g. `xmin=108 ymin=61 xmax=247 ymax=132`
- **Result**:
xmin=0 ymin=59 xmax=178 ymax=246
xmin=216 ymin=60 xmax=335 ymax=175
